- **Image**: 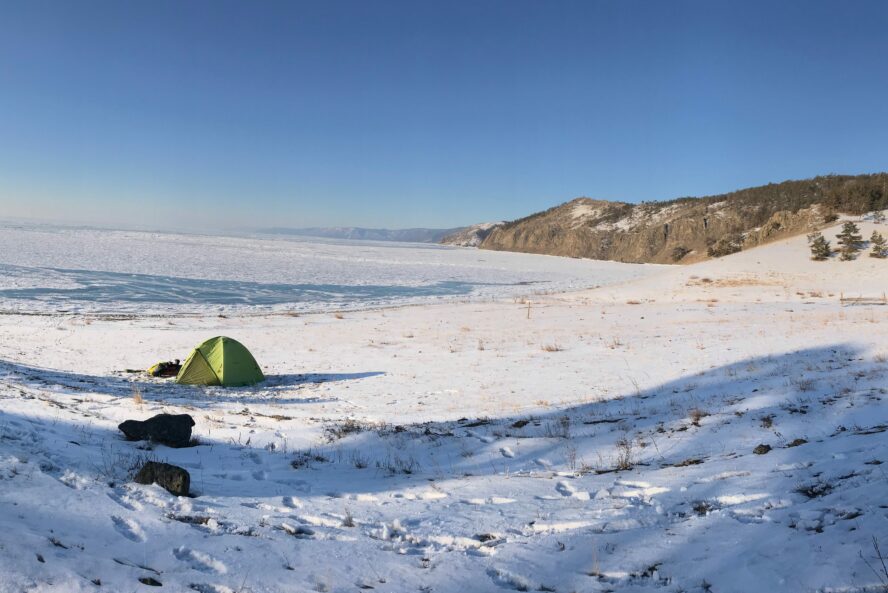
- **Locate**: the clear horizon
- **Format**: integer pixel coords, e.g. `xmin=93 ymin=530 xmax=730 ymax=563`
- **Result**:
xmin=2 ymin=1 xmax=888 ymax=231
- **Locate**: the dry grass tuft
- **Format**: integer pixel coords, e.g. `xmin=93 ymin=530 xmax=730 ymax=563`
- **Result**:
xmin=792 ymin=377 xmax=816 ymax=392
xmin=607 ymin=337 xmax=623 ymax=349
xmin=541 ymin=343 xmax=564 ymax=352
xmin=132 ymin=385 xmax=144 ymax=407
xmin=687 ymin=275 xmax=782 ymax=288
xmin=615 ymin=436 xmax=634 ymax=471
xmin=688 ymin=408 xmax=709 ymax=426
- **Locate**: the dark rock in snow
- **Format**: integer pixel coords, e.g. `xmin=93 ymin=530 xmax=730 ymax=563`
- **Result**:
xmin=753 ymin=444 xmax=772 ymax=455
xmin=118 ymin=414 xmax=195 ymax=447
xmin=138 ymin=576 xmax=162 ymax=586
xmin=134 ymin=461 xmax=190 ymax=496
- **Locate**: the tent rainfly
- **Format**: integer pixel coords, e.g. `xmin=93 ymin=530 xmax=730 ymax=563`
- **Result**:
xmin=176 ymin=336 xmax=264 ymax=386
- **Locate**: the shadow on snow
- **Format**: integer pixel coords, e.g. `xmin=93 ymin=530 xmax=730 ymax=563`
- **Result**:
xmin=0 ymin=358 xmax=384 ymax=407
xmin=1 ymin=344 xmax=886 ymax=589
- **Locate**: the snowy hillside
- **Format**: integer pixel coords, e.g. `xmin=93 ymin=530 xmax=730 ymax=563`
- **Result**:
xmin=0 ymin=220 xmax=887 ymax=592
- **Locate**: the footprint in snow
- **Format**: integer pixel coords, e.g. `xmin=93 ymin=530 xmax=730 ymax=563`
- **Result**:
xmin=280 ymin=522 xmax=316 ymax=538
xmin=188 ymin=584 xmax=235 ymax=593
xmin=111 ymin=515 xmax=146 ymax=542
xmin=270 ymin=478 xmax=311 ymax=492
xmin=107 ymin=490 xmax=142 ymax=511
xmin=555 ymin=481 xmax=576 ymax=496
xmin=467 ymin=431 xmax=496 ymax=444
xmin=241 ymin=501 xmax=288 ymax=513
xmin=173 ymin=546 xmax=228 ymax=574
xmin=130 ymin=486 xmax=172 ymax=509
xmin=461 ymin=496 xmax=515 ymax=505
xmin=555 ymin=480 xmax=591 ymax=500
xmin=282 ymin=496 xmax=303 ymax=509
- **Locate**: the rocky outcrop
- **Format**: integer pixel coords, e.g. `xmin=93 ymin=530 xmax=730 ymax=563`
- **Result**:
xmin=475 ymin=174 xmax=888 ymax=264
xmin=119 ymin=414 xmax=195 ymax=448
xmin=440 ymin=222 xmax=504 ymax=247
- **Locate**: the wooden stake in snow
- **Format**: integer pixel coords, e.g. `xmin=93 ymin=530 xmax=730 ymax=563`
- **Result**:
xmin=526 ymin=300 xmax=532 ymax=319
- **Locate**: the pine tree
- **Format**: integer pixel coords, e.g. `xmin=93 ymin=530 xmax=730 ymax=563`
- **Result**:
xmin=837 ymin=221 xmax=863 ymax=261
xmin=809 ymin=232 xmax=832 ymax=261
xmin=870 ymin=231 xmax=887 ymax=258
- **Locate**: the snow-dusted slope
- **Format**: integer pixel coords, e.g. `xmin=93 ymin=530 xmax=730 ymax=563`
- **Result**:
xmin=1 ymin=222 xmax=887 ymax=592
xmin=592 ymin=217 xmax=888 ymax=303
xmin=439 ymin=222 xmax=504 ymax=247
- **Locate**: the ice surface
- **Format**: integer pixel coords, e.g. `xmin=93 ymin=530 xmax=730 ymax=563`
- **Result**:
xmin=0 ymin=223 xmax=662 ymax=314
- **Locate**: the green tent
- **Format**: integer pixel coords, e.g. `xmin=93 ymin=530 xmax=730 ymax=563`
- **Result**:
xmin=176 ymin=336 xmax=264 ymax=386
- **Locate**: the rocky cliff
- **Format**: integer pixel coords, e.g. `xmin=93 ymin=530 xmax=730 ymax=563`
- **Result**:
xmin=477 ymin=174 xmax=888 ymax=263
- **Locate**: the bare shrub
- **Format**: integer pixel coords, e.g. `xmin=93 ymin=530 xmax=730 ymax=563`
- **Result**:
xmin=859 ymin=537 xmax=888 ymax=590
xmin=376 ymin=453 xmax=419 ymax=475
xmin=541 ymin=343 xmax=564 ymax=352
xmin=792 ymin=378 xmax=816 ymax=392
xmin=342 ymin=509 xmax=356 ymax=528
xmin=795 ymin=480 xmax=833 ymax=499
xmin=564 ymin=445 xmax=578 ymax=471
xmin=693 ymin=501 xmax=714 ymax=516
xmin=291 ymin=449 xmax=329 ymax=469
xmin=323 ymin=418 xmax=383 ymax=442
xmin=688 ymin=408 xmax=709 ymax=427
xmin=349 ymin=450 xmax=369 ymax=469
xmin=544 ymin=416 xmax=571 ymax=439
xmin=615 ymin=436 xmax=633 ymax=471
xmin=94 ymin=446 xmax=154 ymax=484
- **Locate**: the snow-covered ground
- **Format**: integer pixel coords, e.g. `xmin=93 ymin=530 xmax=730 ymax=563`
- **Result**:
xmin=1 ymin=221 xmax=888 ymax=592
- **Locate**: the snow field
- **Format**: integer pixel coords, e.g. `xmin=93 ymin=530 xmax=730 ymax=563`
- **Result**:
xmin=0 ymin=220 xmax=887 ymax=591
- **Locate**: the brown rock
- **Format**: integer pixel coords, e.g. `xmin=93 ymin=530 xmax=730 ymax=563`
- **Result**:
xmin=753 ymin=444 xmax=772 ymax=455
xmin=134 ymin=461 xmax=190 ymax=496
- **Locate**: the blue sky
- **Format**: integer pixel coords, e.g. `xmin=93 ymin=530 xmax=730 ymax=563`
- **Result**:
xmin=1 ymin=1 xmax=887 ymax=230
